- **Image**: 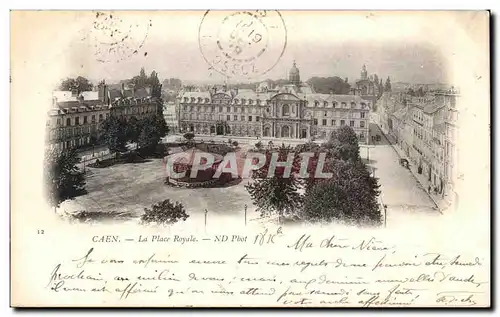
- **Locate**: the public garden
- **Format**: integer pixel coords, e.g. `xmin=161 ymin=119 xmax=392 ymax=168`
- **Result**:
xmin=51 ymin=124 xmax=439 ymax=229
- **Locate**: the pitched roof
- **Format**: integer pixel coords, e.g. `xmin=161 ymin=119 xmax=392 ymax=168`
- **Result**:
xmin=181 ymin=91 xmax=211 ymax=100
xmin=423 ymin=102 xmax=445 ymax=114
xmin=122 ymin=89 xmax=134 ymax=98
xmin=304 ymin=93 xmax=366 ymax=104
xmin=392 ymin=107 xmax=408 ymax=121
xmin=108 ymin=89 xmax=122 ymax=100
xmin=233 ymin=91 xmax=272 ymax=101
xmin=134 ymin=87 xmax=151 ymax=99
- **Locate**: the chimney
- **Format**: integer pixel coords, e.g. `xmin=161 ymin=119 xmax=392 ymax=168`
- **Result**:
xmin=98 ymin=80 xmax=107 ymax=104
xmin=121 ymin=83 xmax=125 ymax=95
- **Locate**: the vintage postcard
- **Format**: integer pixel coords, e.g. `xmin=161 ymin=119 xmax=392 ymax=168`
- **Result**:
xmin=10 ymin=10 xmax=490 ymax=307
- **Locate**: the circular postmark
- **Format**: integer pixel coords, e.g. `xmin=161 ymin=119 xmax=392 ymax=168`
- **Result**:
xmin=80 ymin=11 xmax=151 ymax=64
xmin=198 ymin=10 xmax=287 ymax=80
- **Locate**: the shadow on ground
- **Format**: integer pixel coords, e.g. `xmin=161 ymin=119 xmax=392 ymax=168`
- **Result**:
xmin=61 ymin=209 xmax=137 ymax=224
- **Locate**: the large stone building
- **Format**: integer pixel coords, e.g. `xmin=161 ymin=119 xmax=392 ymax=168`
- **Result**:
xmin=46 ymin=82 xmax=159 ymax=151
xmin=178 ymin=62 xmax=371 ymax=143
xmin=352 ymin=64 xmax=383 ymax=106
xmin=46 ymin=90 xmax=110 ymax=150
xmin=381 ymin=87 xmax=460 ymax=205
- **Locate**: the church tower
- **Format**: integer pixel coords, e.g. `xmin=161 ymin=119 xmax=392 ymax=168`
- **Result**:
xmin=288 ymin=60 xmax=301 ymax=86
xmin=360 ymin=64 xmax=368 ymax=80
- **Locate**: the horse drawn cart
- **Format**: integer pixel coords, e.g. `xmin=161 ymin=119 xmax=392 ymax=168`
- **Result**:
xmin=399 ymin=158 xmax=410 ymax=169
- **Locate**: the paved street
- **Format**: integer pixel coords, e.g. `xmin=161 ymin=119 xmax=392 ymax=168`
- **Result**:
xmin=362 ymin=122 xmax=440 ymax=226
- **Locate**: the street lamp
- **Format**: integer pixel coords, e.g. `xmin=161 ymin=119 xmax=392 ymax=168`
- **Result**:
xmin=244 ymin=204 xmax=248 ymax=226
xmin=204 ymin=209 xmax=208 ymax=233
xmin=384 ymin=204 xmax=388 ymax=228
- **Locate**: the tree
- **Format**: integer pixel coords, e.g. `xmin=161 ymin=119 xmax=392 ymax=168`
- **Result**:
xmin=154 ymin=114 xmax=169 ymax=138
xmin=254 ymin=141 xmax=263 ymax=152
xmin=384 ymin=76 xmax=392 ymax=92
xmin=184 ymin=85 xmax=196 ymax=92
xmin=306 ymin=76 xmax=351 ymax=94
xmin=126 ymin=116 xmax=142 ymax=148
xmin=58 ymin=76 xmax=93 ymax=92
xmin=245 ymin=145 xmax=302 ymax=221
xmin=131 ymin=67 xmax=149 ymax=89
xmin=184 ymin=132 xmax=195 ymax=142
xmin=134 ymin=114 xmax=168 ymax=152
xmin=138 ymin=116 xmax=159 ymax=152
xmin=44 ymin=148 xmax=86 ymax=212
xmin=149 ymin=71 xmax=162 ymax=98
xmin=301 ymin=160 xmax=382 ymax=226
xmin=89 ymin=134 xmax=99 ymax=155
xmin=99 ymin=116 xmax=127 ymax=152
xmin=325 ymin=126 xmax=360 ymax=162
xmin=294 ymin=141 xmax=329 ymax=191
xmin=141 ymin=199 xmax=189 ymax=226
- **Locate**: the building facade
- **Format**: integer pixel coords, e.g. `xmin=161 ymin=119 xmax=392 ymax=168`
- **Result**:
xmin=380 ymin=87 xmax=460 ymax=201
xmin=46 ymin=90 xmax=110 ymax=150
xmin=353 ymin=64 xmax=383 ymax=106
xmin=163 ymin=101 xmax=179 ymax=134
xmin=47 ymin=82 xmax=160 ymax=151
xmin=178 ymin=62 xmax=371 ymax=143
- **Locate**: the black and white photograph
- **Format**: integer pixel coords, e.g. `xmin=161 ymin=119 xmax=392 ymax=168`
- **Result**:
xmin=10 ymin=10 xmax=490 ymax=308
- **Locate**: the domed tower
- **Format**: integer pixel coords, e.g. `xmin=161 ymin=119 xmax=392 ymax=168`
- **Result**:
xmin=360 ymin=64 xmax=368 ymax=80
xmin=288 ymin=60 xmax=301 ymax=86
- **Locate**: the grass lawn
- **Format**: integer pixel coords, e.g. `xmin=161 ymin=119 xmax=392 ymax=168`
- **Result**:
xmin=62 ymin=158 xmax=256 ymax=226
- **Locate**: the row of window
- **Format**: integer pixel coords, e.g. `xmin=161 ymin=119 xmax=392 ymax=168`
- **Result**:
xmin=313 ymin=119 xmax=366 ymax=128
xmin=182 ymin=105 xmax=260 ymax=114
xmin=184 ymin=97 xmax=263 ymax=105
xmin=182 ymin=98 xmax=368 ymax=109
xmin=313 ymin=101 xmax=367 ymax=109
xmin=53 ymin=113 xmax=110 ymax=127
xmin=182 ymin=113 xmax=261 ymax=122
xmin=316 ymin=110 xmax=366 ymax=119
xmin=116 ymin=107 xmax=155 ymax=115
xmin=182 ymin=105 xmax=367 ymax=119
xmin=48 ymin=126 xmax=98 ymax=140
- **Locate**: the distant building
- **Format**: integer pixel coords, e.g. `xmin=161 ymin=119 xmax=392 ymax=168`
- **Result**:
xmin=46 ymin=81 xmax=160 ymax=151
xmin=107 ymin=83 xmax=158 ymax=119
xmin=177 ymin=62 xmax=371 ymax=143
xmin=380 ymin=87 xmax=460 ymax=204
xmin=163 ymin=101 xmax=179 ymax=134
xmin=46 ymin=89 xmax=110 ymax=150
xmin=352 ymin=64 xmax=382 ymax=106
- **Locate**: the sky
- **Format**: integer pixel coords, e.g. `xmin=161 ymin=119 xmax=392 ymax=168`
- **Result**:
xmin=60 ymin=11 xmax=455 ymax=86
